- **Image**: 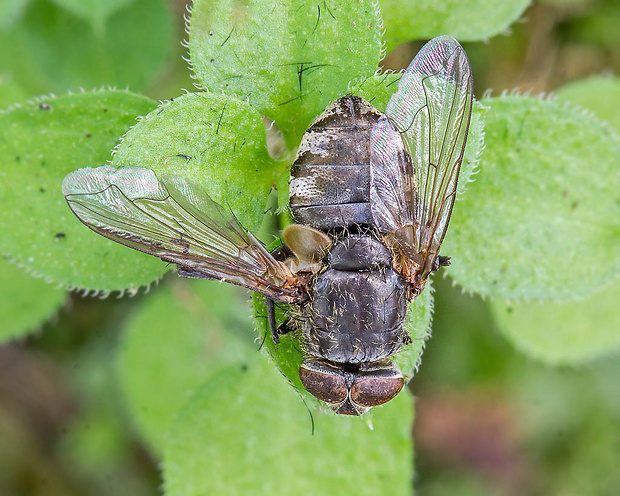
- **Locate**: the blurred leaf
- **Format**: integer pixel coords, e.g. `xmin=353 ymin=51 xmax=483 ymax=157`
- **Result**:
xmin=111 ymin=92 xmax=283 ymax=231
xmin=163 ymin=356 xmax=414 ymax=496
xmin=0 ymin=75 xmax=28 ymax=107
xmin=0 ymin=0 xmax=28 ymax=31
xmin=0 ymin=0 xmax=171 ymax=95
xmin=418 ymin=275 xmax=513 ymax=387
xmin=117 ymin=278 xmax=254 ymax=454
xmin=50 ymin=0 xmax=135 ymax=29
xmin=556 ymin=75 xmax=620 ymax=134
xmin=444 ymin=95 xmax=620 ymax=300
xmin=254 ymin=281 xmax=433 ymax=400
xmin=567 ymin=0 xmax=620 ymax=50
xmin=380 ymin=0 xmax=532 ymax=53
xmin=188 ymin=0 xmax=382 ymax=148
xmin=490 ymin=277 xmax=620 ymax=365
xmin=0 ymin=258 xmax=66 ymax=342
xmin=59 ymin=330 xmax=159 ymax=496
xmin=0 ymin=90 xmax=166 ymax=291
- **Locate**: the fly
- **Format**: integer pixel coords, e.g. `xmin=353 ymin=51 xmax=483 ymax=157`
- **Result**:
xmin=63 ymin=36 xmax=473 ymax=415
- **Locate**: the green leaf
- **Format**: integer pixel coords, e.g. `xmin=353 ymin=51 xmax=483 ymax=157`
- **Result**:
xmin=380 ymin=0 xmax=532 ymax=52
xmin=0 ymin=0 xmax=28 ymax=31
xmin=163 ymin=356 xmax=413 ymax=496
xmin=117 ymin=278 xmax=254 ymax=454
xmin=0 ymin=90 xmax=166 ymax=291
xmin=0 ymin=75 xmax=28 ymax=107
xmin=556 ymin=75 xmax=620 ymax=135
xmin=188 ymin=0 xmax=382 ymax=148
xmin=0 ymin=258 xmax=66 ymax=342
xmin=490 ymin=277 xmax=620 ymax=365
xmin=111 ymin=92 xmax=283 ymax=231
xmin=0 ymin=0 xmax=171 ymax=95
xmin=444 ymin=95 xmax=620 ymax=300
xmin=50 ymin=0 xmax=134 ymax=29
xmin=253 ymin=281 xmax=433 ymax=401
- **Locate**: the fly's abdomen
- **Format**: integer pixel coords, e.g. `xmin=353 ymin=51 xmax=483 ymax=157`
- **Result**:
xmin=289 ymin=96 xmax=382 ymax=231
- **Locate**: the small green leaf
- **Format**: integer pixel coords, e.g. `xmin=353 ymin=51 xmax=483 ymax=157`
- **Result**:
xmin=0 ymin=90 xmax=166 ymax=291
xmin=0 ymin=258 xmax=66 ymax=342
xmin=111 ymin=92 xmax=283 ymax=231
xmin=380 ymin=0 xmax=532 ymax=52
xmin=556 ymin=75 xmax=620 ymax=134
xmin=0 ymin=0 xmax=28 ymax=31
xmin=444 ymin=95 xmax=620 ymax=300
xmin=117 ymin=278 xmax=254 ymax=454
xmin=163 ymin=356 xmax=413 ymax=496
xmin=50 ymin=0 xmax=134 ymax=29
xmin=490 ymin=277 xmax=620 ymax=365
xmin=254 ymin=281 xmax=433 ymax=399
xmin=0 ymin=0 xmax=171 ymax=95
xmin=189 ymin=0 xmax=382 ymax=148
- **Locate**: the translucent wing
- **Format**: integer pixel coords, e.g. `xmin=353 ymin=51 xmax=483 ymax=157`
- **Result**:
xmin=370 ymin=35 xmax=473 ymax=290
xmin=63 ymin=166 xmax=305 ymax=303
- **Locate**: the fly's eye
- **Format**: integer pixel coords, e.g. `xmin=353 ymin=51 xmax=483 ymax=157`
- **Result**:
xmin=299 ymin=362 xmax=347 ymax=404
xmin=350 ymin=376 xmax=404 ymax=407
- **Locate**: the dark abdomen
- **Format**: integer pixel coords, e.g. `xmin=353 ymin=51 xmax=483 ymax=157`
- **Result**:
xmin=289 ymin=95 xmax=382 ymax=231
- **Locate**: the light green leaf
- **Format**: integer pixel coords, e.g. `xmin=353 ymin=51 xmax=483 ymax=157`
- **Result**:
xmin=163 ymin=356 xmax=413 ymax=496
xmin=0 ymin=0 xmax=171 ymax=95
xmin=189 ymin=0 xmax=382 ymax=148
xmin=0 ymin=258 xmax=66 ymax=342
xmin=50 ymin=0 xmax=134 ymax=29
xmin=0 ymin=0 xmax=28 ymax=31
xmin=254 ymin=281 xmax=433 ymax=402
xmin=380 ymin=0 xmax=532 ymax=52
xmin=111 ymin=92 xmax=283 ymax=231
xmin=117 ymin=278 xmax=254 ymax=454
xmin=490 ymin=277 xmax=620 ymax=365
xmin=444 ymin=95 xmax=620 ymax=300
xmin=0 ymin=75 xmax=28 ymax=107
xmin=0 ymin=90 xmax=166 ymax=291
xmin=556 ymin=75 xmax=620 ymax=134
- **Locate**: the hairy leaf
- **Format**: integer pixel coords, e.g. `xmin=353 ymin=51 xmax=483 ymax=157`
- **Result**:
xmin=111 ymin=92 xmax=283 ymax=232
xmin=0 ymin=90 xmax=165 ymax=291
xmin=189 ymin=0 xmax=382 ymax=148
xmin=444 ymin=95 xmax=620 ymax=300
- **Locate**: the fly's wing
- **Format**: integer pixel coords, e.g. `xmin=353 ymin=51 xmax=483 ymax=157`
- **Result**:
xmin=63 ymin=166 xmax=304 ymax=303
xmin=370 ymin=35 xmax=473 ymax=289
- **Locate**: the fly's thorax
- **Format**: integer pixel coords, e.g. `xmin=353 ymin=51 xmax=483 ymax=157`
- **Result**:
xmin=299 ymin=358 xmax=404 ymax=415
xmin=289 ymin=95 xmax=382 ymax=231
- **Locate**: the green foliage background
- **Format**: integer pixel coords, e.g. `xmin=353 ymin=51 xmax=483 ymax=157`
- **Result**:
xmin=0 ymin=0 xmax=618 ymax=495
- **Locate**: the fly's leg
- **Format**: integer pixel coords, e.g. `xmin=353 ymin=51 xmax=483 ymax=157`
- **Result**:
xmin=265 ymin=298 xmax=294 ymax=344
xmin=265 ymin=297 xmax=280 ymax=344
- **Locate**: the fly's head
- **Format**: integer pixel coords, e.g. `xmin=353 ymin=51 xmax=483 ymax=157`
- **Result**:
xmin=299 ymin=359 xmax=404 ymax=415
